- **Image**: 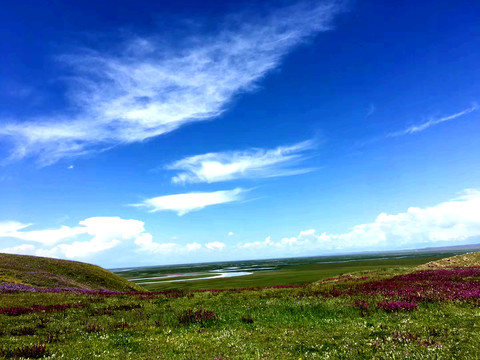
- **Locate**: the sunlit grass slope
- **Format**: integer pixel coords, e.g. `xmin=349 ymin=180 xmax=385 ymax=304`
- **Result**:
xmin=420 ymin=251 xmax=480 ymax=268
xmin=0 ymin=253 xmax=143 ymax=292
xmin=2 ymin=253 xmax=480 ymax=359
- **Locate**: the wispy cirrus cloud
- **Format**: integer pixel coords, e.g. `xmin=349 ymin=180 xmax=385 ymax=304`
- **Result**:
xmin=133 ymin=188 xmax=246 ymax=216
xmin=238 ymin=189 xmax=480 ymax=254
xmin=387 ymin=105 xmax=478 ymax=138
xmin=168 ymin=140 xmax=315 ymax=184
xmin=0 ymin=1 xmax=344 ymax=165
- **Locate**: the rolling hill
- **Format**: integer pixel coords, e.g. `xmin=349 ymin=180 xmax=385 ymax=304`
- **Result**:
xmin=419 ymin=251 xmax=480 ymax=269
xmin=0 ymin=253 xmax=143 ymax=292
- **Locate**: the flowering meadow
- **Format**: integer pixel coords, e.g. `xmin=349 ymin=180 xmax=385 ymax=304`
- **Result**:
xmin=1 ymin=254 xmax=480 ymax=359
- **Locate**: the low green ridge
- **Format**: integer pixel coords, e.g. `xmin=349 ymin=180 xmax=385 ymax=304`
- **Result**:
xmin=0 ymin=253 xmax=144 ymax=292
xmin=419 ymin=251 xmax=480 ymax=269
xmin=1 ymin=255 xmax=480 ymax=359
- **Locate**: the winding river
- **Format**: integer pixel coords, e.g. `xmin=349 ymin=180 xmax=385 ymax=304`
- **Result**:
xmin=131 ymin=271 xmax=253 ymax=284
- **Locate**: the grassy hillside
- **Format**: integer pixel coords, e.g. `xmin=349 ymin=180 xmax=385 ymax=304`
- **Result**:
xmin=419 ymin=251 xmax=480 ymax=268
xmin=0 ymin=253 xmax=143 ymax=292
xmin=1 ymin=258 xmax=480 ymax=359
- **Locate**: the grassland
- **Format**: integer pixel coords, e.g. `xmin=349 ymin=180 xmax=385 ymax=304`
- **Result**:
xmin=115 ymin=251 xmax=465 ymax=291
xmin=1 ymin=251 xmax=480 ymax=359
xmin=420 ymin=251 xmax=480 ymax=268
xmin=0 ymin=253 xmax=142 ymax=292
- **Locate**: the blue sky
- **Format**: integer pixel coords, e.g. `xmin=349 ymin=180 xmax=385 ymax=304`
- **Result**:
xmin=1 ymin=0 xmax=480 ymax=268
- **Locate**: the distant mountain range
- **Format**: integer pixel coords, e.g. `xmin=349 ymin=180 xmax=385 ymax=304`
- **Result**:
xmin=412 ymin=243 xmax=480 ymax=252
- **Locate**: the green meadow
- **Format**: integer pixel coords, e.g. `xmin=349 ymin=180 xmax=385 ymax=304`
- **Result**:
xmin=1 ymin=251 xmax=480 ymax=359
xmin=115 ymin=251 xmax=462 ymax=291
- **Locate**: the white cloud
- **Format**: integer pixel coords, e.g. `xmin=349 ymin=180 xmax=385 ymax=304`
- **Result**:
xmin=228 ymin=232 xmax=235 ymax=237
xmin=134 ymin=236 xmax=204 ymax=254
xmin=134 ymin=233 xmax=178 ymax=254
xmin=134 ymin=188 xmax=246 ymax=215
xmin=55 ymin=238 xmax=121 ymax=259
xmin=238 ymin=236 xmax=272 ymax=249
xmin=238 ymin=234 xmax=309 ymax=251
xmin=0 ymin=221 xmax=32 ymax=235
xmin=239 ymin=189 xmax=480 ymax=252
xmin=186 ymin=242 xmax=202 ymax=251
xmin=80 ymin=217 xmax=145 ymax=239
xmin=53 ymin=217 xmax=148 ymax=259
xmin=0 ymin=1 xmax=344 ymax=165
xmin=0 ymin=216 xmax=152 ymax=259
xmin=0 ymin=244 xmax=36 ymax=256
xmin=168 ymin=140 xmax=315 ymax=184
xmin=0 ymin=215 xmax=226 ymax=259
xmin=205 ymin=241 xmax=226 ymax=251
xmin=388 ymin=105 xmax=478 ymax=137
xmin=0 ymin=222 xmax=86 ymax=246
